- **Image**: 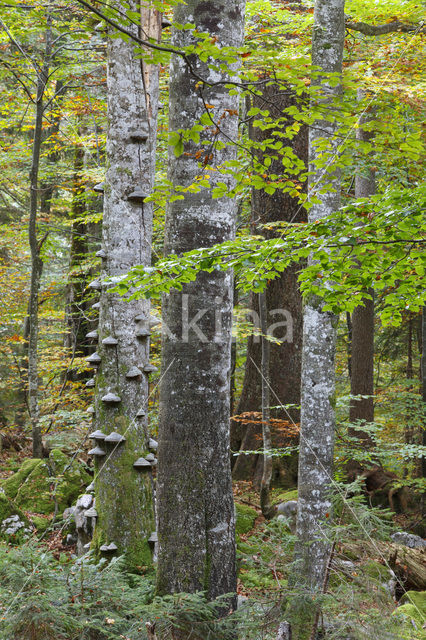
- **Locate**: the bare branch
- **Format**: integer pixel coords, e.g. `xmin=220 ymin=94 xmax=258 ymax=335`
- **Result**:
xmin=346 ymin=18 xmax=424 ymax=36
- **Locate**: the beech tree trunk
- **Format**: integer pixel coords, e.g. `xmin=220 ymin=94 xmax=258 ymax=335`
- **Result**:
xmin=348 ymin=91 xmax=375 ymax=473
xmin=231 ymin=84 xmax=307 ymax=488
xmin=156 ymin=0 xmax=245 ymax=606
xmin=286 ymin=2 xmax=345 ymax=638
xmin=28 ymin=16 xmax=52 ymax=459
xmin=91 ymin=2 xmax=161 ymax=569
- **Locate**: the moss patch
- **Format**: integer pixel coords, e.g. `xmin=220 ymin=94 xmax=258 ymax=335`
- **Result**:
xmin=273 ymin=489 xmax=298 ymax=504
xmin=1 ymin=458 xmax=40 ymax=500
xmin=235 ymin=503 xmax=258 ymax=536
xmin=5 ymin=451 xmax=90 ymax=516
xmin=0 ymin=492 xmax=26 ymax=524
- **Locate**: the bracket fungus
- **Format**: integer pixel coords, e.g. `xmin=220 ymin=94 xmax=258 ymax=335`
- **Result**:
xmin=148 ymin=438 xmax=158 ymax=451
xmin=92 ymin=302 xmax=100 ymax=310
xmin=101 ymin=392 xmax=121 ymax=404
xmin=88 ymin=446 xmax=106 ymax=457
xmin=86 ymin=482 xmax=95 ymax=492
xmin=93 ymin=182 xmax=104 ymax=193
xmin=136 ymin=327 xmax=151 ymax=338
xmin=104 ymin=431 xmax=126 ymax=445
xmin=100 ymin=542 xmax=118 ymax=553
xmin=126 ymin=366 xmax=143 ymax=379
xmin=102 ymin=336 xmax=118 ymax=346
xmin=136 ymin=408 xmax=146 ymax=418
xmin=89 ymin=430 xmax=106 ymax=440
xmin=129 ymin=129 xmax=148 ymax=143
xmin=85 ymin=378 xmax=95 ymax=388
xmin=148 ymin=531 xmax=158 ymax=547
xmin=133 ymin=457 xmax=151 ymax=470
xmin=88 ymin=279 xmax=102 ymax=291
xmin=86 ymin=330 xmax=99 ymax=340
xmin=84 ymin=507 xmax=98 ymax=518
xmin=95 ymin=249 xmax=107 ymax=259
xmin=127 ymin=187 xmax=148 ymax=204
xmin=143 ymin=363 xmax=158 ymax=374
xmin=86 ymin=352 xmax=101 ymax=365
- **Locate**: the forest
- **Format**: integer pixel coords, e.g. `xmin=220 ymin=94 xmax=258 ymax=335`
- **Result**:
xmin=0 ymin=0 xmax=425 ymax=638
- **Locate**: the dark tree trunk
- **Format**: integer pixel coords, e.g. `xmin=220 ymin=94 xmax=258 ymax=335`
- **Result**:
xmin=156 ymin=0 xmax=245 ymax=606
xmin=347 ymin=91 xmax=376 ymax=477
xmin=28 ymin=16 xmax=52 ymax=459
xmin=232 ymin=83 xmax=307 ymax=488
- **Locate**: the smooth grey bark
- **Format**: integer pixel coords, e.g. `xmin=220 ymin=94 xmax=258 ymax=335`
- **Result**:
xmin=91 ymin=2 xmax=161 ymax=569
xmin=287 ymin=2 xmax=345 ymax=638
xmin=156 ymin=0 xmax=245 ymax=605
xmin=348 ymin=91 xmax=375 ymax=470
xmin=28 ymin=15 xmax=52 ymax=459
xmin=422 ymin=307 xmax=426 ymax=513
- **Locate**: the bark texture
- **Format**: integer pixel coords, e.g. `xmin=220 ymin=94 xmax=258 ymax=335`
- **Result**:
xmin=290 ymin=2 xmax=345 ymax=634
xmin=92 ymin=2 xmax=161 ymax=569
xmin=232 ymin=84 xmax=307 ymax=487
xmin=28 ymin=17 xmax=52 ymax=459
xmin=156 ymin=0 xmax=245 ymax=604
xmin=348 ymin=92 xmax=375 ymax=471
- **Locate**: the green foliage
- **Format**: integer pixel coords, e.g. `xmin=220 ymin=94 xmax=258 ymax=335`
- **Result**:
xmin=0 ymin=544 xmax=269 ymax=640
xmin=115 ymin=183 xmax=425 ymax=326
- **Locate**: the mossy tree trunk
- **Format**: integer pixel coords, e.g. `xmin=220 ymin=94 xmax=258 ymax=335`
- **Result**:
xmin=91 ymin=1 xmax=161 ymax=570
xmin=285 ymin=1 xmax=345 ymax=638
xmin=156 ymin=0 xmax=245 ymax=606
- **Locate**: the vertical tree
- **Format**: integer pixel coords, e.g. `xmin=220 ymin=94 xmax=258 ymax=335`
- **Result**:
xmin=282 ymin=1 xmax=345 ymax=638
xmin=28 ymin=12 xmax=53 ymax=458
xmin=231 ymin=84 xmax=307 ymax=488
xmin=348 ymin=91 xmax=375 ymax=471
xmin=156 ymin=0 xmax=246 ymax=604
xmin=91 ymin=1 xmax=161 ymax=568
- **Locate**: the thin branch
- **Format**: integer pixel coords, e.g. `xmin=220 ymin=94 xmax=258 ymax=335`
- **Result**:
xmin=346 ymin=19 xmax=424 ymax=36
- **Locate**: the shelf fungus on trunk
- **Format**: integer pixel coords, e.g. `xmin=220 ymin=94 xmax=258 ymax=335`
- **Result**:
xmin=88 ymin=446 xmax=106 ymax=457
xmin=125 ymin=366 xmax=143 ymax=379
xmin=95 ymin=249 xmax=107 ymax=259
xmin=88 ymin=279 xmax=102 ymax=291
xmin=89 ymin=430 xmax=106 ymax=441
xmin=102 ymin=336 xmax=118 ymax=346
xmin=104 ymin=431 xmax=126 ymax=445
xmin=86 ymin=378 xmax=95 ymax=388
xmin=86 ymin=352 xmax=101 ymax=365
xmin=148 ymin=437 xmax=158 ymax=451
xmin=143 ymin=363 xmax=158 ymax=374
xmin=136 ymin=327 xmax=151 ymax=338
xmin=127 ymin=187 xmax=148 ymax=204
xmin=92 ymin=302 xmax=100 ymax=310
xmin=84 ymin=507 xmax=98 ymax=518
xmin=136 ymin=408 xmax=146 ymax=418
xmin=93 ymin=182 xmax=105 ymax=193
xmin=101 ymin=392 xmax=121 ymax=404
xmin=100 ymin=542 xmax=118 ymax=553
xmin=129 ymin=129 xmax=149 ymax=143
xmin=86 ymin=330 xmax=99 ymax=340
xmin=133 ymin=457 xmax=151 ymax=470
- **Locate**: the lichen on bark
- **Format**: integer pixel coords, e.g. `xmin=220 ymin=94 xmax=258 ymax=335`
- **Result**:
xmin=91 ymin=1 xmax=161 ymax=570
xmin=156 ymin=0 xmax=246 ymax=606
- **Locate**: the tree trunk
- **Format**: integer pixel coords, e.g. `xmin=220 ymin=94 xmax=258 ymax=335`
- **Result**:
xmin=422 ymin=307 xmax=426 ymax=515
xmin=28 ymin=15 xmax=52 ymax=459
xmin=91 ymin=1 xmax=161 ymax=570
xmin=347 ymin=90 xmax=376 ymax=475
xmin=259 ymin=292 xmax=274 ymax=519
xmin=287 ymin=1 xmax=345 ymax=637
xmin=156 ymin=0 xmax=245 ymax=607
xmin=232 ymin=84 xmax=307 ymax=488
